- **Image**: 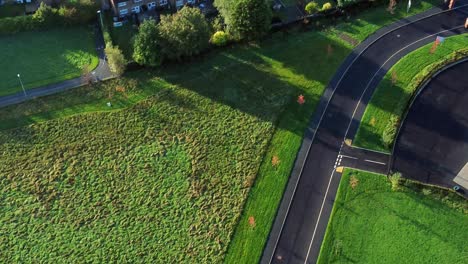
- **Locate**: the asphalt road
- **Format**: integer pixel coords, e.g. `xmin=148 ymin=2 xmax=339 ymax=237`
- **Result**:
xmin=393 ymin=59 xmax=468 ymax=194
xmin=262 ymin=2 xmax=468 ymax=264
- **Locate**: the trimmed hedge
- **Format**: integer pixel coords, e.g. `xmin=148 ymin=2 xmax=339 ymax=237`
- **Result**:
xmin=0 ymin=2 xmax=98 ymax=35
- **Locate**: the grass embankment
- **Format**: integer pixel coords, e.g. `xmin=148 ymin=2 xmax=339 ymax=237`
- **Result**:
xmin=0 ymin=0 xmax=438 ymax=262
xmin=354 ymin=34 xmax=468 ymax=152
xmin=318 ymin=169 xmax=468 ymax=263
xmin=0 ymin=27 xmax=98 ymax=96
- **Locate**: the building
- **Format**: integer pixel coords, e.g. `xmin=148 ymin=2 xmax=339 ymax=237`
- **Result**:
xmin=109 ymin=0 xmax=196 ymax=17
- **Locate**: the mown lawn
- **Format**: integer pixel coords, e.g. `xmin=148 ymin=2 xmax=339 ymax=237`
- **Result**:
xmin=0 ymin=27 xmax=99 ymax=96
xmin=318 ymin=169 xmax=468 ymax=264
xmin=0 ymin=1 xmax=439 ymax=262
xmin=354 ymin=34 xmax=468 ymax=152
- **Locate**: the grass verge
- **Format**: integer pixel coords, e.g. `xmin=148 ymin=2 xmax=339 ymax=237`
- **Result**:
xmin=354 ymin=34 xmax=468 ymax=152
xmin=318 ymin=169 xmax=467 ymax=263
xmin=0 ymin=27 xmax=98 ymax=96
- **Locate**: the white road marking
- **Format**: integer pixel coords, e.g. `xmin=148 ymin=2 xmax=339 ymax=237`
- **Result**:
xmin=268 ymin=5 xmax=468 ymax=263
xmin=364 ymin=159 xmax=387 ymax=165
xmin=340 ymin=155 xmax=358 ymax=159
xmin=303 ymin=169 xmax=336 ymax=264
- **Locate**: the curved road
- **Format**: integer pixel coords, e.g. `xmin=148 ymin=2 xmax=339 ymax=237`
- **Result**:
xmin=262 ymin=2 xmax=468 ymax=264
xmin=393 ymin=60 xmax=468 ymax=194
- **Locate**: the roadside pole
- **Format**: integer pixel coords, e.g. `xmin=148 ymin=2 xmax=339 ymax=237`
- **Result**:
xmin=17 ymin=74 xmax=27 ymax=97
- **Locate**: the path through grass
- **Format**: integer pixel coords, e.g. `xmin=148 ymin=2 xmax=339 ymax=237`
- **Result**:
xmin=318 ymin=169 xmax=468 ymax=263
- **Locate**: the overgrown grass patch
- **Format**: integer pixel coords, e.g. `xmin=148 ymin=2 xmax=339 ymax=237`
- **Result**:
xmin=0 ymin=27 xmax=98 ymax=96
xmin=318 ymin=169 xmax=468 ymax=264
xmin=354 ymin=34 xmax=468 ymax=152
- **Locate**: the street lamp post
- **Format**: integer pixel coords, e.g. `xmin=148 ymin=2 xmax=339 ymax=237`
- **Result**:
xmin=17 ymin=74 xmax=27 ymax=97
xmin=97 ymin=10 xmax=103 ymax=29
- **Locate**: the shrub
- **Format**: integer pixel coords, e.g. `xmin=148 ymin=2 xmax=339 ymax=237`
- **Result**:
xmin=389 ymin=172 xmax=402 ymax=191
xmin=382 ymin=115 xmax=399 ymax=148
xmin=305 ymin=1 xmax=319 ymax=14
xmin=0 ymin=1 xmax=98 ymax=35
xmin=33 ymin=2 xmax=59 ymax=26
xmin=322 ymin=2 xmax=333 ymax=11
xmin=211 ymin=31 xmax=229 ymax=46
xmin=159 ymin=7 xmax=210 ymax=60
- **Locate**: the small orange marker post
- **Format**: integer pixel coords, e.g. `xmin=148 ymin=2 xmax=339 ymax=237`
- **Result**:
xmin=297 ymin=94 xmax=305 ymax=105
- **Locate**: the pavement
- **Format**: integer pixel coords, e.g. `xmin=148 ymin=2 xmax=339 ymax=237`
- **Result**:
xmin=0 ymin=24 xmax=113 ymax=109
xmin=393 ymin=59 xmax=468 ymax=194
xmin=261 ymin=1 xmax=468 ymax=264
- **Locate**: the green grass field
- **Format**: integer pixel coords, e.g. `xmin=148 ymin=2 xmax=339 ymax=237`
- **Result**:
xmin=0 ymin=1 xmax=439 ymax=262
xmin=0 ymin=27 xmax=99 ymax=96
xmin=354 ymin=34 xmax=468 ymax=152
xmin=318 ymin=169 xmax=468 ymax=264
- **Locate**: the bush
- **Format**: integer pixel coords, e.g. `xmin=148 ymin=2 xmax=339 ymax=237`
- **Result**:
xmin=382 ymin=115 xmax=399 ymax=148
xmin=0 ymin=1 xmax=98 ymax=35
xmin=322 ymin=2 xmax=333 ymax=11
xmin=389 ymin=172 xmax=402 ymax=191
xmin=211 ymin=31 xmax=229 ymax=46
xmin=305 ymin=2 xmax=319 ymax=14
xmin=159 ymin=7 xmax=210 ymax=61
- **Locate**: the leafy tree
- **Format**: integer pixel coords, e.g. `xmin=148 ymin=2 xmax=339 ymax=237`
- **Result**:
xmin=215 ymin=0 xmax=271 ymax=40
xmin=305 ymin=1 xmax=319 ymax=14
xmin=132 ymin=19 xmax=161 ymax=66
xmin=105 ymin=44 xmax=127 ymax=76
xmin=159 ymin=7 xmax=210 ymax=61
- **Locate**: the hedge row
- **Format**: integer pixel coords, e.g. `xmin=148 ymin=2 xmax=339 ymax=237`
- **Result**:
xmin=0 ymin=1 xmax=98 ymax=35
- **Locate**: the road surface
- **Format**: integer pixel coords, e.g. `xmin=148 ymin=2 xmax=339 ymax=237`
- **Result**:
xmin=393 ymin=59 xmax=468 ymax=194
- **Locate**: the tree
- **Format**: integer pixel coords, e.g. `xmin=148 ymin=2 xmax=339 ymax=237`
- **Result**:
xmin=105 ymin=44 xmax=127 ymax=76
xmin=132 ymin=19 xmax=161 ymax=66
xmin=159 ymin=7 xmax=210 ymax=61
xmin=215 ymin=0 xmax=272 ymax=40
